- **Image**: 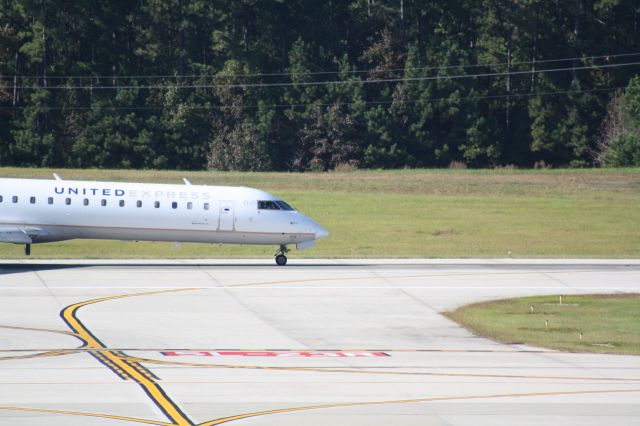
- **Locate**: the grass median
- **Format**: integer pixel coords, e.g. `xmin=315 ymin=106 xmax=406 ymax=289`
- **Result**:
xmin=445 ymin=294 xmax=640 ymax=356
xmin=0 ymin=167 xmax=638 ymax=259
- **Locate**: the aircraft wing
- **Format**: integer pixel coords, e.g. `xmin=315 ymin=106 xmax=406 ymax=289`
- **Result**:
xmin=0 ymin=227 xmax=34 ymax=244
xmin=0 ymin=226 xmax=54 ymax=244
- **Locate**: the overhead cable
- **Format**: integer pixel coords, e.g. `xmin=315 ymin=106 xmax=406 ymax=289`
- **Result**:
xmin=4 ymin=52 xmax=639 ymax=80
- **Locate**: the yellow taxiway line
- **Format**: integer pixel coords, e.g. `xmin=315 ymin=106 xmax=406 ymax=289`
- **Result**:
xmin=198 ymin=388 xmax=640 ymax=425
xmin=223 ymin=268 xmax=639 ymax=287
xmin=0 ymin=349 xmax=79 ymax=361
xmin=0 ymin=405 xmax=172 ymax=425
xmin=60 ymin=289 xmax=198 ymax=426
xmin=125 ymin=356 xmax=640 ymax=383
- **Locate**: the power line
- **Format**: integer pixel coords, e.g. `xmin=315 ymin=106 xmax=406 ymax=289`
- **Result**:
xmin=5 ymin=61 xmax=640 ymax=90
xmin=4 ymin=52 xmax=639 ymax=80
xmin=0 ymin=86 xmax=622 ymax=111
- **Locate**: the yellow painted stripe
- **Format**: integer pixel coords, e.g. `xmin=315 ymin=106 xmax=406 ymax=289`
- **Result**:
xmin=222 ymin=270 xmax=598 ymax=288
xmin=61 ymin=289 xmax=198 ymax=426
xmin=0 ymin=405 xmax=171 ymax=425
xmin=0 ymin=324 xmax=83 ymax=338
xmin=0 ymin=349 xmax=79 ymax=362
xmin=198 ymin=388 xmax=640 ymax=425
xmin=225 ymin=269 xmax=628 ymax=288
xmin=93 ymin=351 xmax=132 ymax=380
xmin=127 ymin=357 xmax=640 ymax=382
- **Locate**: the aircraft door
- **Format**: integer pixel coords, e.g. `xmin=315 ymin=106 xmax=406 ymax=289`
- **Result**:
xmin=219 ymin=201 xmax=234 ymax=231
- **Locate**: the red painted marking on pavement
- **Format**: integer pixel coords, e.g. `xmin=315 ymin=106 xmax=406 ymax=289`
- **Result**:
xmin=161 ymin=351 xmax=390 ymax=358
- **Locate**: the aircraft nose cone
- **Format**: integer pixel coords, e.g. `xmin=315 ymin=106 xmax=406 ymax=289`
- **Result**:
xmin=315 ymin=225 xmax=329 ymax=240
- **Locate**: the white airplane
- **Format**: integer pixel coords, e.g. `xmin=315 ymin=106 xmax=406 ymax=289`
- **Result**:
xmin=0 ymin=174 xmax=328 ymax=265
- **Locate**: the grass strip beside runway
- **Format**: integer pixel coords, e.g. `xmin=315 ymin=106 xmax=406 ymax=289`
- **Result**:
xmin=446 ymin=294 xmax=640 ymax=356
xmin=0 ymin=167 xmax=638 ymax=258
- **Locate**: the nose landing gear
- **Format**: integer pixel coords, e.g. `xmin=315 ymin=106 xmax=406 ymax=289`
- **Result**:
xmin=25 ymin=243 xmax=31 ymax=256
xmin=274 ymin=244 xmax=289 ymax=266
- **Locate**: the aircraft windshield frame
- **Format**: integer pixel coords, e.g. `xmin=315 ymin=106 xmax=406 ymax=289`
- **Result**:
xmin=257 ymin=200 xmax=295 ymax=211
xmin=275 ymin=200 xmax=295 ymax=211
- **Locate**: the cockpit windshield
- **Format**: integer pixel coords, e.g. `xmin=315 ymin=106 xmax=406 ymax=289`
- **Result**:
xmin=258 ymin=200 xmax=295 ymax=211
xmin=276 ymin=201 xmax=295 ymax=210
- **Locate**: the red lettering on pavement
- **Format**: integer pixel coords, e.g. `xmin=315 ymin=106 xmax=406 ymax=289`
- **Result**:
xmin=161 ymin=351 xmax=389 ymax=357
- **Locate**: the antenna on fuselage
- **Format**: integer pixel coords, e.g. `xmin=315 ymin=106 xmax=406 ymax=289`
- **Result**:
xmin=182 ymin=177 xmax=192 ymax=185
xmin=53 ymin=173 xmax=62 ymax=181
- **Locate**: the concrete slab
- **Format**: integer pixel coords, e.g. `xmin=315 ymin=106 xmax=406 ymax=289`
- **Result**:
xmin=0 ymin=260 xmax=638 ymax=425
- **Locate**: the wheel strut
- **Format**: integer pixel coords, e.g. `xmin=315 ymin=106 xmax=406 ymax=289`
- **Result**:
xmin=274 ymin=244 xmax=289 ymax=266
xmin=25 ymin=243 xmax=31 ymax=256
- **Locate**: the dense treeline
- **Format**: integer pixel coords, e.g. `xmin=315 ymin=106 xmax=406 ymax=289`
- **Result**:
xmin=1 ymin=0 xmax=639 ymax=170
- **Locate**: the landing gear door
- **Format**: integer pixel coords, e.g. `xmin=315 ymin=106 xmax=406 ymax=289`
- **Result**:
xmin=219 ymin=201 xmax=235 ymax=231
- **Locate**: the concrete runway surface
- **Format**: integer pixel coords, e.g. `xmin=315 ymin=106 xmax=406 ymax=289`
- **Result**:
xmin=0 ymin=259 xmax=639 ymax=425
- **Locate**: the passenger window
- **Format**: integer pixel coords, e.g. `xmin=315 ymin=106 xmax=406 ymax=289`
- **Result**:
xmin=154 ymin=201 xmax=160 ymax=208
xmin=65 ymin=198 xmax=71 ymax=205
xmin=119 ymin=200 xmax=125 ymax=207
xmin=12 ymin=196 xmax=18 ymax=203
xmin=187 ymin=202 xmax=193 ymax=210
xmin=101 ymin=199 xmax=107 ymax=206
xmin=204 ymin=202 xmax=210 ymax=210
xmin=172 ymin=202 xmax=178 ymax=209
xmin=48 ymin=197 xmax=53 ymax=205
xmin=83 ymin=199 xmax=89 ymax=206
xmin=30 ymin=196 xmax=36 ymax=204
xmin=137 ymin=200 xmax=142 ymax=208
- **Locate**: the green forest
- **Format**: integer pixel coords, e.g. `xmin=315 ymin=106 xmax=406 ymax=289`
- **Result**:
xmin=1 ymin=0 xmax=640 ymax=170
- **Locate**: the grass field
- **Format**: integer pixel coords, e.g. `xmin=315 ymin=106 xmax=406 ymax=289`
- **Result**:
xmin=0 ymin=167 xmax=638 ymax=259
xmin=445 ymin=294 xmax=640 ymax=356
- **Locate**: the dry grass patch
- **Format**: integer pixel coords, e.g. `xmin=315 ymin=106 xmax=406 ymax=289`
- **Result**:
xmin=446 ymin=294 xmax=640 ymax=356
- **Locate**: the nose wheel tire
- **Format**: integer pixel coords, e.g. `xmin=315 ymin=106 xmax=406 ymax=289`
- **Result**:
xmin=274 ymin=244 xmax=289 ymax=266
xmin=25 ymin=244 xmax=31 ymax=256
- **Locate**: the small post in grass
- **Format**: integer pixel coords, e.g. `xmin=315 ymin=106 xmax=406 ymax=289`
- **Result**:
xmin=559 ymin=295 xmax=562 ymax=305
xmin=579 ymin=331 xmax=583 ymax=340
xmin=545 ymin=319 xmax=549 ymax=330
xmin=530 ymin=304 xmax=534 ymax=313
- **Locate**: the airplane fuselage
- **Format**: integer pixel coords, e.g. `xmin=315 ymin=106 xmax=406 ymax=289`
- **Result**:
xmin=0 ymin=178 xmax=328 ymax=263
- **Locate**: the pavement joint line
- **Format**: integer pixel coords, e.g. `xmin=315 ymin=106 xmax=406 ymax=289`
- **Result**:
xmin=540 ymin=271 xmax=573 ymax=289
xmin=368 ymin=267 xmax=442 ymax=314
xmin=33 ymin=269 xmax=63 ymax=306
xmin=530 ymin=346 xmax=621 ymax=382
xmin=0 ymin=324 xmax=82 ymax=337
xmin=0 ymin=405 xmax=172 ymax=425
xmin=0 ymin=349 xmax=80 ymax=361
xmin=197 ymin=388 xmax=640 ymax=425
xmin=124 ymin=357 xmax=640 ymax=382
xmin=221 ymin=269 xmax=640 ymax=287
xmin=199 ymin=265 xmax=224 ymax=287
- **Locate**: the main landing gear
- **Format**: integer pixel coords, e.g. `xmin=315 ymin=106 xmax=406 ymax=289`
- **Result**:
xmin=24 ymin=243 xmax=31 ymax=256
xmin=274 ymin=244 xmax=289 ymax=266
